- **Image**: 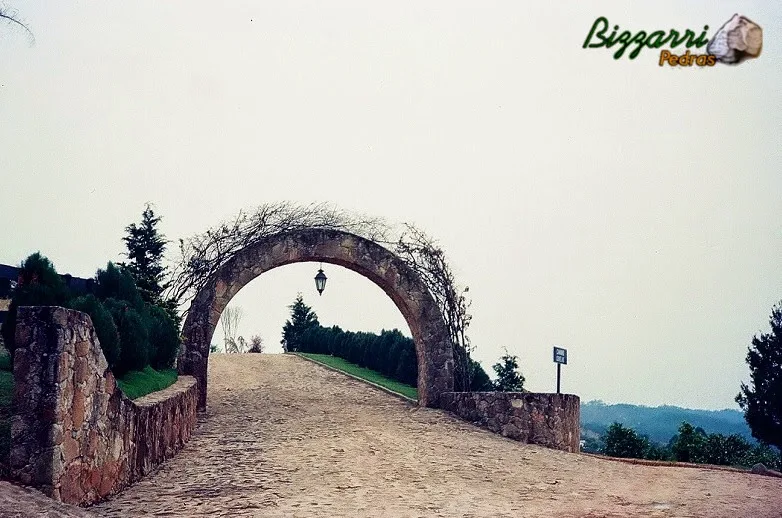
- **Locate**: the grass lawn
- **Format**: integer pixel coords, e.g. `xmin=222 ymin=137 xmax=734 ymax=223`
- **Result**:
xmin=297 ymin=352 xmax=418 ymax=400
xmin=117 ymin=366 xmax=178 ymax=400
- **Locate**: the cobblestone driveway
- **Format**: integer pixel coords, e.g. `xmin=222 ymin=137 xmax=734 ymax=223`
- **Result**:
xmin=94 ymin=354 xmax=782 ymax=517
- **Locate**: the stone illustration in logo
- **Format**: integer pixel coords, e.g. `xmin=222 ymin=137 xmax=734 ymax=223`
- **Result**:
xmin=707 ymin=14 xmax=762 ymax=65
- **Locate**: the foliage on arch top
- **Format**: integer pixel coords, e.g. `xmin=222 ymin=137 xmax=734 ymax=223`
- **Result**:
xmin=165 ymin=201 xmax=476 ymax=389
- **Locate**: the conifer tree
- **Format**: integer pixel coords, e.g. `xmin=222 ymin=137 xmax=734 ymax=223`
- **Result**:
xmin=736 ymin=301 xmax=782 ymax=465
xmin=120 ymin=204 xmax=168 ymax=305
xmin=281 ymin=294 xmax=319 ymax=352
xmin=492 ymin=349 xmax=525 ymax=392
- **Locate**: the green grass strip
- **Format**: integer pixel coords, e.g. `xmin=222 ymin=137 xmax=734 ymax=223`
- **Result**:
xmin=297 ymin=353 xmax=418 ymax=400
xmin=116 ymin=366 xmax=178 ymax=400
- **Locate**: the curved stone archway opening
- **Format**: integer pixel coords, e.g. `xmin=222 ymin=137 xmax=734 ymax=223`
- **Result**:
xmin=178 ymin=228 xmax=454 ymax=410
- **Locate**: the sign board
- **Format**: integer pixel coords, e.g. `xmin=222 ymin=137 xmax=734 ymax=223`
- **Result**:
xmin=553 ymin=346 xmax=567 ymax=365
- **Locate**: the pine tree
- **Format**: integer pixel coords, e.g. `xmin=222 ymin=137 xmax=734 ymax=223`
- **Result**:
xmin=280 ymin=294 xmax=319 ymax=352
xmin=492 ymin=349 xmax=525 ymax=392
xmin=736 ymin=301 xmax=782 ymax=464
xmin=120 ymin=204 xmax=168 ymax=305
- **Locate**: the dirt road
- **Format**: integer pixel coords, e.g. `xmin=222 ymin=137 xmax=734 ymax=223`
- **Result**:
xmin=94 ymin=354 xmax=782 ymax=517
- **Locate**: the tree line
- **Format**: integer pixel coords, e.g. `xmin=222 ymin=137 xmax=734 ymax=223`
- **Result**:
xmin=584 ymin=421 xmax=780 ymax=470
xmin=582 ymin=298 xmax=782 ymax=470
xmin=1 ymin=206 xmax=179 ymax=376
xmin=280 ymin=294 xmax=527 ymax=392
xmin=580 ymin=401 xmax=753 ymax=444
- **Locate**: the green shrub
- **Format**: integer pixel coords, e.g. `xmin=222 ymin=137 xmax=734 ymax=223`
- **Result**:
xmin=395 ymin=348 xmax=413 ymax=385
xmin=145 ymin=303 xmax=179 ymax=370
xmin=93 ymin=262 xmax=181 ymax=373
xmin=397 ymin=341 xmax=418 ymax=386
xmin=104 ymin=298 xmax=149 ymax=375
xmin=68 ymin=295 xmax=121 ymax=368
xmin=0 ymin=353 xmax=10 ymax=372
xmin=643 ymin=442 xmax=672 ymax=461
xmin=0 ymin=253 xmax=179 ymax=387
xmin=603 ymin=422 xmax=649 ymax=459
xmin=95 ymin=263 xmax=144 ymax=310
xmin=741 ymin=443 xmax=782 ymax=470
xmin=492 ymin=351 xmax=525 ymax=392
xmin=385 ymin=335 xmax=403 ymax=377
xmin=469 ymin=359 xmax=494 ymax=391
xmin=1 ymin=253 xmax=70 ymax=358
xmin=700 ymin=433 xmax=752 ymax=466
xmin=670 ymin=422 xmax=707 ymax=463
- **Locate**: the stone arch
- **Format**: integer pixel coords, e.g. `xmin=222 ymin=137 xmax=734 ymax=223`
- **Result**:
xmin=178 ymin=228 xmax=454 ymax=410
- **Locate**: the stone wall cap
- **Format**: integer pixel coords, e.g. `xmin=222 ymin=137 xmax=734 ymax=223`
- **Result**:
xmin=132 ymin=376 xmax=198 ymax=407
xmin=443 ymin=391 xmax=580 ymax=398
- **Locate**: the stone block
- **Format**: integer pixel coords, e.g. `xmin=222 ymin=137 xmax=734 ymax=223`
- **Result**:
xmin=74 ymin=340 xmax=90 ymax=358
xmin=73 ymin=357 xmax=90 ymax=385
xmin=71 ymin=388 xmax=86 ymax=430
xmin=62 ymin=437 xmax=80 ymax=464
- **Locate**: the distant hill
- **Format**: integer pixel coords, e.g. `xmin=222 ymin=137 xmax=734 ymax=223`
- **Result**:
xmin=580 ymin=400 xmax=754 ymax=444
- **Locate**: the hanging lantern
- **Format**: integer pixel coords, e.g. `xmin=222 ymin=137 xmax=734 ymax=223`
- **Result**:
xmin=314 ymin=265 xmax=327 ymax=295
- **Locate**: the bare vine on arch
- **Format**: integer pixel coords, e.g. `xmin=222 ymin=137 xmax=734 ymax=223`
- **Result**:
xmin=393 ymin=224 xmax=475 ymax=391
xmin=165 ymin=202 xmax=475 ymax=390
xmin=165 ymin=202 xmax=388 ymax=306
xmin=0 ymin=4 xmax=35 ymax=45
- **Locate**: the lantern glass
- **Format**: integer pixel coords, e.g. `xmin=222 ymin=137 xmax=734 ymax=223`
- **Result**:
xmin=314 ymin=268 xmax=327 ymax=295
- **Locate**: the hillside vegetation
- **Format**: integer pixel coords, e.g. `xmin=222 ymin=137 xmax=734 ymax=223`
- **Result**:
xmin=581 ymin=400 xmax=752 ymax=444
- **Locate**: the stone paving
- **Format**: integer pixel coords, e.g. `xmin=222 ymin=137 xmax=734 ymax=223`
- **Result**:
xmin=92 ymin=354 xmax=782 ymax=517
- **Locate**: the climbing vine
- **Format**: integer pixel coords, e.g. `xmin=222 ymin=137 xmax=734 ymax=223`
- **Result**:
xmin=165 ymin=202 xmax=475 ymax=390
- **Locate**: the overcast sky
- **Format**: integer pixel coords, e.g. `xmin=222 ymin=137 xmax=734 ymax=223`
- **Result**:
xmin=1 ymin=1 xmax=779 ymax=410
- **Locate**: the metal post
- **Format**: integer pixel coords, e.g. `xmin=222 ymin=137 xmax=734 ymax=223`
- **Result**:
xmin=556 ymin=363 xmax=561 ymax=394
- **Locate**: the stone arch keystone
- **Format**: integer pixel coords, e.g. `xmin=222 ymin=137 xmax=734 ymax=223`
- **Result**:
xmin=178 ymin=228 xmax=455 ymax=410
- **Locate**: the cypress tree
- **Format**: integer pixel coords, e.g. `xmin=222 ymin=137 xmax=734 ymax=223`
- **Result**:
xmin=280 ymin=294 xmax=319 ymax=352
xmin=736 ymin=301 xmax=782 ymax=465
xmin=120 ymin=204 xmax=168 ymax=306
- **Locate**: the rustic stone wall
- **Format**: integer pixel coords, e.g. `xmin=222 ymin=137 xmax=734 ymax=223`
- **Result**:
xmin=180 ymin=228 xmax=454 ymax=409
xmin=10 ymin=306 xmax=198 ymax=506
xmin=440 ymin=392 xmax=580 ymax=453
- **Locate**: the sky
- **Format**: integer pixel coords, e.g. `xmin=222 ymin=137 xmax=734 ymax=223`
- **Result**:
xmin=1 ymin=1 xmax=779 ymax=411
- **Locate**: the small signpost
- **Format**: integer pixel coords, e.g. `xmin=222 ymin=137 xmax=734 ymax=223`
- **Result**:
xmin=553 ymin=346 xmax=567 ymax=394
